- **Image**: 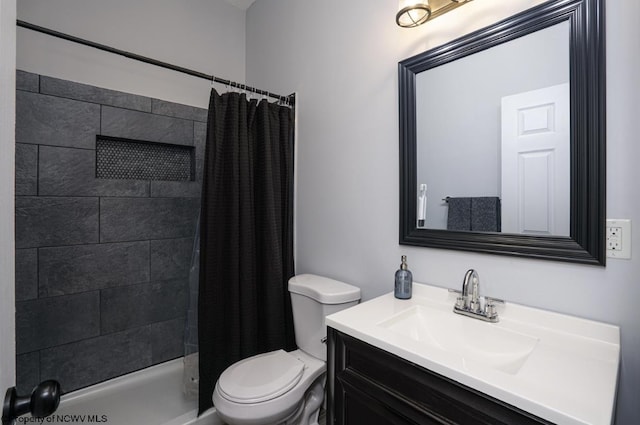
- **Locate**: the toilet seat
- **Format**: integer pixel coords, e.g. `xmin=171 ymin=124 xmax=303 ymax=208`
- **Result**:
xmin=217 ymin=350 xmax=305 ymax=404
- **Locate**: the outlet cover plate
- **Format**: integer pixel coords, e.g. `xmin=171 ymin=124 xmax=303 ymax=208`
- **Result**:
xmin=606 ymin=219 xmax=631 ymax=259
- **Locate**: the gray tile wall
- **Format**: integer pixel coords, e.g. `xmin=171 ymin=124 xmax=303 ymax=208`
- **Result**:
xmin=14 ymin=71 xmax=205 ymax=394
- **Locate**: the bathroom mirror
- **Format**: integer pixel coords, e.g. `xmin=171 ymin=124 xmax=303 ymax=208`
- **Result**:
xmin=399 ymin=0 xmax=606 ymax=265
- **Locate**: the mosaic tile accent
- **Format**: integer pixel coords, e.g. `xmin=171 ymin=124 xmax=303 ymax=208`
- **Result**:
xmin=96 ymin=137 xmax=194 ymax=181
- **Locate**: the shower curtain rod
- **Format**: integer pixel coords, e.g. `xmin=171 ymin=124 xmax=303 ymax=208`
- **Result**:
xmin=16 ymin=20 xmax=294 ymax=105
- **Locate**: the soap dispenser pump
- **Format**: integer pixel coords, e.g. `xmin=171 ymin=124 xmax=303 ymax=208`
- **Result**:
xmin=394 ymin=255 xmax=413 ymax=299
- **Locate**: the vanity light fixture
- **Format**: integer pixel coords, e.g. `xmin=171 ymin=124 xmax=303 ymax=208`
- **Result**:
xmin=396 ymin=0 xmax=472 ymax=28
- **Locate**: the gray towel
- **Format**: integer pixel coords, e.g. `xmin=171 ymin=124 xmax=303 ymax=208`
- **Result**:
xmin=471 ymin=197 xmax=501 ymax=232
xmin=446 ymin=197 xmax=471 ymax=231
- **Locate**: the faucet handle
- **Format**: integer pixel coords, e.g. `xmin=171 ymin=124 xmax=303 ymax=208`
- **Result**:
xmin=485 ymin=303 xmax=498 ymax=319
xmin=483 ymin=296 xmax=503 ymax=321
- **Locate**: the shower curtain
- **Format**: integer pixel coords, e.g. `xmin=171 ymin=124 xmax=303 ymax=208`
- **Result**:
xmin=198 ymin=90 xmax=296 ymax=414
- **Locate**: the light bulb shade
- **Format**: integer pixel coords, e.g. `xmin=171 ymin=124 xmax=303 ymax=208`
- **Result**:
xmin=396 ymin=0 xmax=431 ymax=28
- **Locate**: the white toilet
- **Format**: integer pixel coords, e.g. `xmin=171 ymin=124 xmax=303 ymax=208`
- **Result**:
xmin=212 ymin=274 xmax=361 ymax=425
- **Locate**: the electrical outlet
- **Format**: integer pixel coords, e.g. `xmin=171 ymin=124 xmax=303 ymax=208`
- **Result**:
xmin=606 ymin=219 xmax=631 ymax=259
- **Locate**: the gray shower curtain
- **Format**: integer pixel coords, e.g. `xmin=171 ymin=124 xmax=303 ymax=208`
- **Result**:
xmin=198 ymin=90 xmax=296 ymax=414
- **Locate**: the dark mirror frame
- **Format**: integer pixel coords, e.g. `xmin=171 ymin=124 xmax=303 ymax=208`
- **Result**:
xmin=399 ymin=0 xmax=605 ymax=265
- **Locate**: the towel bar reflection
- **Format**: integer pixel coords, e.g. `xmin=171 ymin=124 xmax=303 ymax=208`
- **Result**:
xmin=442 ymin=196 xmax=502 ymax=202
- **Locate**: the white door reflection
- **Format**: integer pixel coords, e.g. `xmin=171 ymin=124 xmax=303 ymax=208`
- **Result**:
xmin=501 ymin=84 xmax=570 ymax=236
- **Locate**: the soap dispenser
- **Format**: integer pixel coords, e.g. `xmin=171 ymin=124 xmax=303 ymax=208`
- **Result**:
xmin=394 ymin=255 xmax=413 ymax=299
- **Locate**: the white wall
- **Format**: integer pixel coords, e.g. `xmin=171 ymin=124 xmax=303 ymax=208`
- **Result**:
xmin=17 ymin=0 xmax=247 ymax=108
xmin=246 ymin=0 xmax=640 ymax=423
xmin=0 ymin=0 xmax=17 ymax=397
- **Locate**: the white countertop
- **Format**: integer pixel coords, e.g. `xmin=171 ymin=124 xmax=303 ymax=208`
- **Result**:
xmin=326 ymin=282 xmax=620 ymax=425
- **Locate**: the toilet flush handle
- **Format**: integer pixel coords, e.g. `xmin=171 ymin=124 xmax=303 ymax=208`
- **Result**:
xmin=321 ymin=337 xmax=327 ymax=344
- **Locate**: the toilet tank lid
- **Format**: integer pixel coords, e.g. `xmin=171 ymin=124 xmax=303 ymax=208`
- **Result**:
xmin=289 ymin=274 xmax=361 ymax=304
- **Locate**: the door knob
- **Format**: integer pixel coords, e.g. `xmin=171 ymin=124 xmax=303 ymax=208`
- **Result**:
xmin=2 ymin=380 xmax=61 ymax=425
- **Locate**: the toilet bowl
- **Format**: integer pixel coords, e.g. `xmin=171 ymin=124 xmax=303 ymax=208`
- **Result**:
xmin=213 ymin=350 xmax=325 ymax=425
xmin=212 ymin=274 xmax=360 ymax=425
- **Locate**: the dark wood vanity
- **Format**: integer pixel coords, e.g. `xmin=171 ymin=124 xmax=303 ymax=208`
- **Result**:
xmin=327 ymin=327 xmax=553 ymax=425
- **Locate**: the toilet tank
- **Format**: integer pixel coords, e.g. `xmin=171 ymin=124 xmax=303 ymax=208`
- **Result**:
xmin=288 ymin=274 xmax=360 ymax=361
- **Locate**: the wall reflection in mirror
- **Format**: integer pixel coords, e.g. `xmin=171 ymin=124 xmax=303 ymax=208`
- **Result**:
xmin=416 ymin=22 xmax=570 ymax=236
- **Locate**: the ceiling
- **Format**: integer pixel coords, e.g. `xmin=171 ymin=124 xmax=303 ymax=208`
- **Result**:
xmin=224 ymin=0 xmax=257 ymax=11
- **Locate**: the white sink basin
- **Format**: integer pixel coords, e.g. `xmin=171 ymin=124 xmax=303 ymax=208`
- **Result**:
xmin=378 ymin=305 xmax=539 ymax=374
xmin=326 ymin=282 xmax=620 ymax=425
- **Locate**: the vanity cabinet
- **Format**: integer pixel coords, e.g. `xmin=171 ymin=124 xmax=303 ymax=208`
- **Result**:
xmin=327 ymin=327 xmax=553 ymax=425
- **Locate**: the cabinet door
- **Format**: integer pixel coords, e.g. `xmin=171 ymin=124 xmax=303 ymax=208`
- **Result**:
xmin=338 ymin=368 xmax=450 ymax=425
xmin=342 ymin=383 xmax=444 ymax=425
xmin=327 ymin=327 xmax=553 ymax=425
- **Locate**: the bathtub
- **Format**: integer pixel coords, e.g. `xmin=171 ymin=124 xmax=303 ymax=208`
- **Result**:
xmin=22 ymin=358 xmax=222 ymax=425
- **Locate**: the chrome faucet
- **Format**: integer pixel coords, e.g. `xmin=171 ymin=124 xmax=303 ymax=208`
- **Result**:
xmin=453 ymin=269 xmax=502 ymax=322
xmin=461 ymin=269 xmax=480 ymax=312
